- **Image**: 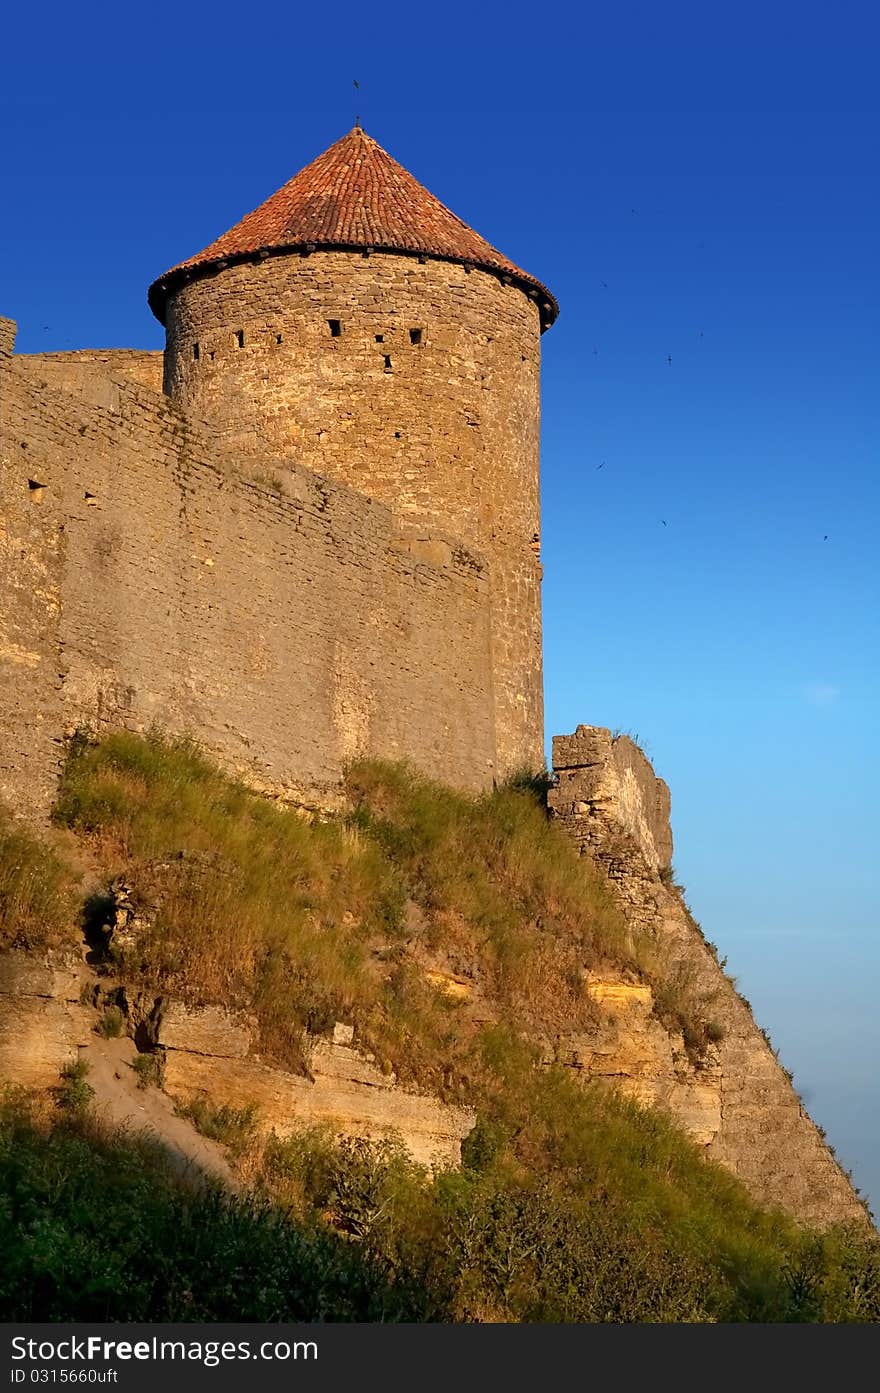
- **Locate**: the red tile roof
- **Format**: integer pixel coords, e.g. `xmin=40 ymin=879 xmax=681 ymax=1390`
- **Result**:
xmin=148 ymin=127 xmax=558 ymax=329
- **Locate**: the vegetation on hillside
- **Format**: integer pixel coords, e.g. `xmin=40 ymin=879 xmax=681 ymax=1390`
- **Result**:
xmin=2 ymin=1086 xmax=878 ymax=1323
xmin=0 ymin=730 xmax=877 ymax=1322
xmin=0 ymin=805 xmax=77 ymax=952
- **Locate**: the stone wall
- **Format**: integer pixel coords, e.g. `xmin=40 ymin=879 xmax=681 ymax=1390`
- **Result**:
xmin=0 ymin=347 xmax=495 ymax=817
xmin=163 ymin=251 xmax=544 ymax=777
xmin=549 ymin=725 xmax=867 ymax=1229
xmin=18 ymin=350 xmax=164 ymax=394
xmin=0 ymin=318 xmax=16 ymax=357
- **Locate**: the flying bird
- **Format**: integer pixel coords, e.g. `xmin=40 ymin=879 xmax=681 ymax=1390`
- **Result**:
xmin=660 ymin=520 xmax=668 ymax=527
xmin=596 ymin=461 xmax=605 ymax=470
xmin=601 ymin=280 xmax=609 ymax=289
xmin=667 ymin=355 xmax=673 ymax=366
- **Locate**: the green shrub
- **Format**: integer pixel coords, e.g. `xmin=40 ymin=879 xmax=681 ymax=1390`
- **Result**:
xmin=52 ymin=1057 xmax=94 ymax=1114
xmin=0 ymin=1101 xmax=415 ymax=1322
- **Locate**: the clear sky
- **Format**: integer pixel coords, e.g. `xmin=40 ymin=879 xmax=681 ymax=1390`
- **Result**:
xmin=3 ymin=3 xmax=878 ymax=1210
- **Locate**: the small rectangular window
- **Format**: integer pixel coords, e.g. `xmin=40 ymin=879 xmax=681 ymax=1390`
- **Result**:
xmin=383 ymin=354 xmax=392 ymax=372
xmin=235 ymin=329 xmax=245 ymax=348
xmin=409 ymin=327 xmax=423 ymax=345
xmin=193 ymin=342 xmax=200 ymax=360
xmin=328 ymin=319 xmax=342 ymax=338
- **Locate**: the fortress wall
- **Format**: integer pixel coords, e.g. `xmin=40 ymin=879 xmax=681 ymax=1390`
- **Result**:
xmin=0 ymin=356 xmax=495 ymax=817
xmin=163 ymin=251 xmax=544 ymax=778
xmin=18 ymin=350 xmax=165 ymax=395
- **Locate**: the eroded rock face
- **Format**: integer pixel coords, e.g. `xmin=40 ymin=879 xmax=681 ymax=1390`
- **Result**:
xmin=0 ymin=951 xmax=92 ymax=1088
xmin=563 ymin=972 xmax=722 ymax=1147
xmin=0 ymin=953 xmax=474 ymax=1171
xmin=158 ymin=1008 xmax=474 ymax=1170
xmin=549 ymin=725 xmax=868 ymax=1229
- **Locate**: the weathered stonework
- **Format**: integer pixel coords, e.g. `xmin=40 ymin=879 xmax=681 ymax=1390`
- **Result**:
xmin=18 ymin=349 xmax=164 ymax=395
xmin=562 ymin=971 xmax=723 ymax=1147
xmin=0 ymin=350 xmax=494 ymax=815
xmin=549 ymin=725 xmax=867 ymax=1229
xmin=163 ymin=252 xmax=543 ymax=776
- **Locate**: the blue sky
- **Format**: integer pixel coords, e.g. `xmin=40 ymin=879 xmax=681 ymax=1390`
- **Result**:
xmin=3 ymin=3 xmax=878 ymax=1209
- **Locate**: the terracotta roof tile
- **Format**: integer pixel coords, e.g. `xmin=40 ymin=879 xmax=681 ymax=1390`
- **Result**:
xmin=148 ymin=127 xmax=558 ymax=329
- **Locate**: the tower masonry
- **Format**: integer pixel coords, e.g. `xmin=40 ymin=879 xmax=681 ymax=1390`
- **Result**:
xmin=150 ymin=127 xmax=558 ymax=776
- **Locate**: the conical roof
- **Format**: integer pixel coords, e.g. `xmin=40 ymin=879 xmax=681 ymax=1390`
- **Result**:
xmin=148 ymin=127 xmax=558 ymax=329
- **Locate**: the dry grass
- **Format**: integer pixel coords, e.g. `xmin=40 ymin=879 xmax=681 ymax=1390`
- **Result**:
xmin=0 ymin=806 xmax=78 ymax=952
xmin=52 ymin=734 xmax=636 ymax=1089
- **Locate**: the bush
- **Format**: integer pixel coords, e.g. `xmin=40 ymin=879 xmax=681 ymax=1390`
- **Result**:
xmin=0 ymin=1102 xmax=416 ymax=1322
xmin=52 ymin=1058 xmax=94 ymax=1114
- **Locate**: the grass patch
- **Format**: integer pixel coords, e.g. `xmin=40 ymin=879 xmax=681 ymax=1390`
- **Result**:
xmin=0 ymin=1098 xmax=412 ymax=1322
xmin=177 ymin=1098 xmax=259 ymax=1157
xmin=96 ymin=1005 xmax=125 ymax=1039
xmin=131 ymin=1052 xmax=164 ymax=1090
xmin=52 ymin=733 xmax=637 ymax=1089
xmin=0 ymin=806 xmax=77 ymax=952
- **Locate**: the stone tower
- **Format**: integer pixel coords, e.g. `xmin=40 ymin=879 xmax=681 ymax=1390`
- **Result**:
xmin=149 ymin=127 xmax=558 ymax=777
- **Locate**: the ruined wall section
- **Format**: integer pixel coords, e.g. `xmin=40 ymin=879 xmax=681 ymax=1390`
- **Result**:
xmin=162 ymin=251 xmax=543 ymax=777
xmin=0 ymin=319 xmax=69 ymax=813
xmin=549 ymin=725 xmax=867 ymax=1230
xmin=0 ymin=352 xmax=495 ymax=817
xmin=19 ymin=349 xmax=164 ymax=395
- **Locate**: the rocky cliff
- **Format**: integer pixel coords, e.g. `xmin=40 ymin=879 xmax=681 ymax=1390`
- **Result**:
xmin=549 ymin=725 xmax=865 ymax=1228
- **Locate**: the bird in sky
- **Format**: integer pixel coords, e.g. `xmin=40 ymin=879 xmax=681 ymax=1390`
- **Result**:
xmin=601 ymin=280 xmax=609 ymax=289
xmin=667 ymin=355 xmax=673 ymax=366
xmin=824 ymin=535 xmax=829 ymax=541
xmin=596 ymin=461 xmax=605 ymax=470
xmin=661 ymin=520 xmax=668 ymax=527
